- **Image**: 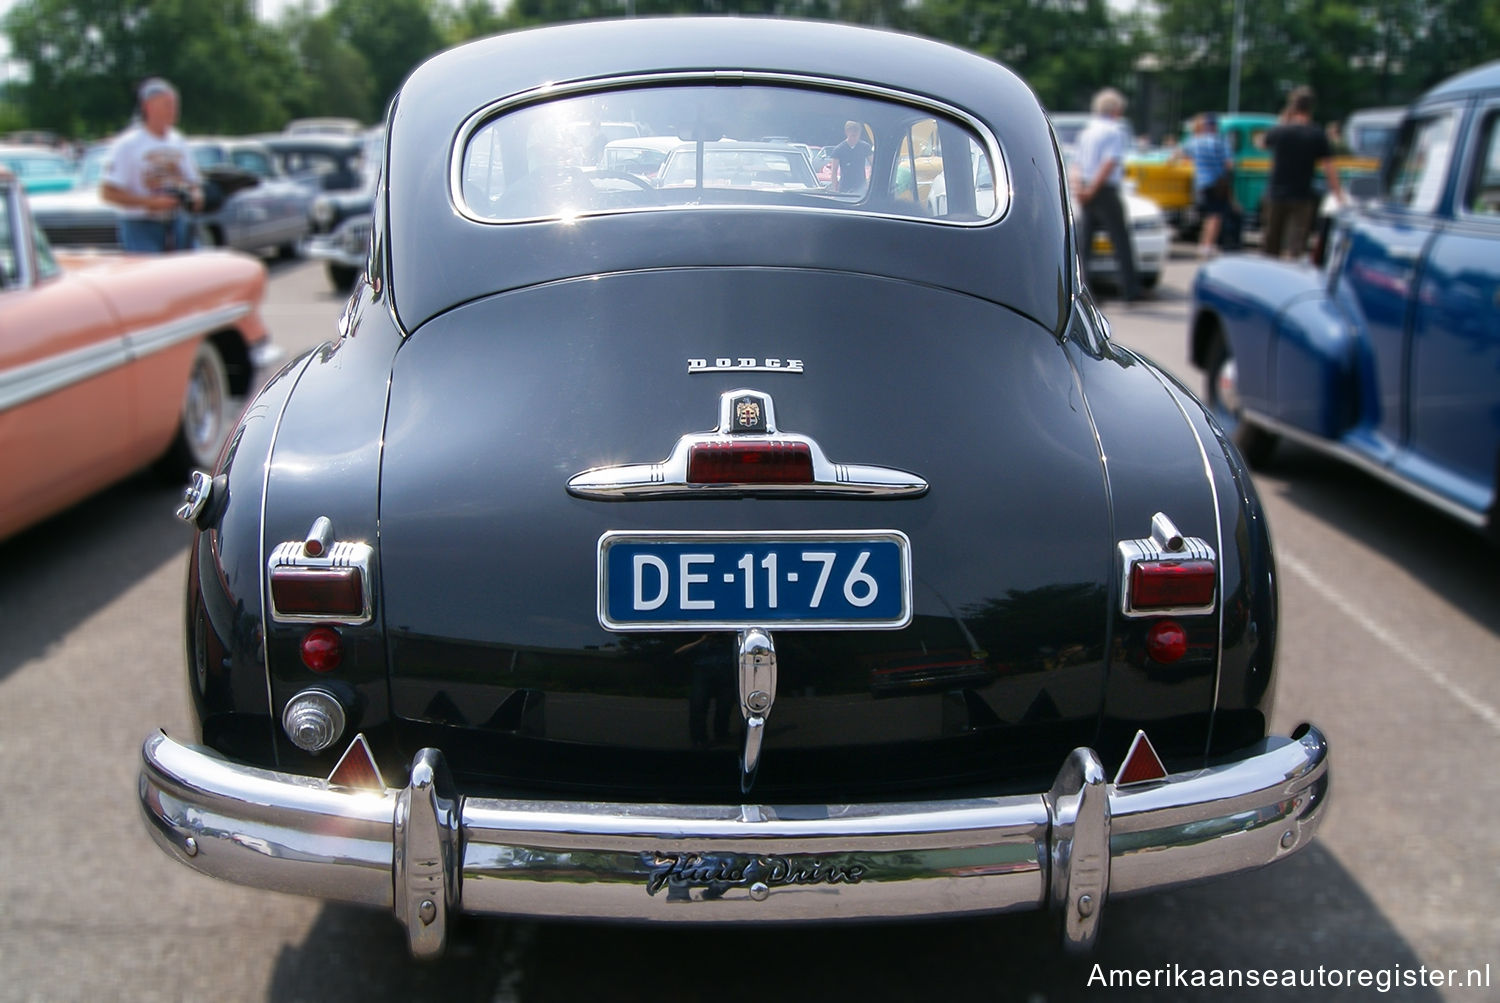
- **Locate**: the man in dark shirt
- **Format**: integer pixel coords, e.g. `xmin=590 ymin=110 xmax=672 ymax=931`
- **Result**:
xmin=1262 ymin=87 xmax=1344 ymax=258
xmin=830 ymin=120 xmax=872 ymax=194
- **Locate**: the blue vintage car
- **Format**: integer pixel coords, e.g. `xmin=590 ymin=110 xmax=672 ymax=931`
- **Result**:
xmin=1190 ymin=60 xmax=1500 ymax=533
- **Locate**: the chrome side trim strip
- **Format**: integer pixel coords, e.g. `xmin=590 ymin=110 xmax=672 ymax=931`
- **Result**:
xmin=0 ymin=302 xmax=252 ymax=412
xmin=258 ymin=350 xmax=320 ymax=766
xmin=1242 ymin=408 xmax=1488 ymax=528
xmin=1150 ymin=372 xmax=1233 ymax=752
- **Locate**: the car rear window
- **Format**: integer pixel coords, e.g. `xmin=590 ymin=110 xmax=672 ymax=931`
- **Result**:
xmin=456 ymin=81 xmax=1004 ymax=225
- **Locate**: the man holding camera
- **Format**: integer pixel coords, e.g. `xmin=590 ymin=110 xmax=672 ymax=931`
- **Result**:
xmin=101 ymin=77 xmax=203 ymax=252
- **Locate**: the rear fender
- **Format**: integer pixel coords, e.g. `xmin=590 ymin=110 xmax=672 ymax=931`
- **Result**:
xmin=1191 ymin=258 xmax=1347 ymax=430
xmin=1274 ymin=294 xmax=1361 ymax=438
xmin=259 ymin=282 xmax=404 ymax=777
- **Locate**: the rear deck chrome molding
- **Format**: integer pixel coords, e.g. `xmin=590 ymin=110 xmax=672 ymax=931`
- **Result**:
xmin=567 ymin=388 xmax=928 ymax=499
xmin=140 ymin=724 xmax=1328 ymax=960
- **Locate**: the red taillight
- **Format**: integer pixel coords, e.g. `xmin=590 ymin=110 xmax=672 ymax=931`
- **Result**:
xmin=687 ymin=441 xmax=814 ymax=484
xmin=1130 ymin=559 xmax=1215 ymax=610
xmin=1146 ymin=619 xmax=1188 ymax=663
xmin=300 ymin=626 xmax=343 ymax=673
xmin=271 ymin=566 xmax=364 ymax=617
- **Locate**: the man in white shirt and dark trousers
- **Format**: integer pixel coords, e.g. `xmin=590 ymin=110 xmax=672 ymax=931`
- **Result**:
xmin=101 ymin=77 xmax=203 ymax=253
xmin=1072 ymin=87 xmax=1141 ymax=303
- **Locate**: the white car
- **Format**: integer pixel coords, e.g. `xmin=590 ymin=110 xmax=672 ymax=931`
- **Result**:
xmin=930 ymin=151 xmax=1165 ymax=289
xmin=1084 ymin=188 xmax=1167 ymax=291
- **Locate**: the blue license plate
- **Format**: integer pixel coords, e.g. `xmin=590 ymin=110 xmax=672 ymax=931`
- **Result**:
xmin=598 ymin=531 xmax=912 ymax=631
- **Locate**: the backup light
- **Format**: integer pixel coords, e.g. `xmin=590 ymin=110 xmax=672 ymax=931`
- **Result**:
xmin=282 ymin=688 xmax=346 ymax=753
xmin=687 ymin=441 xmax=813 ymax=484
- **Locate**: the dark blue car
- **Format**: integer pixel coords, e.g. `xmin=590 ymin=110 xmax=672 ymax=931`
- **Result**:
xmin=1191 ymin=60 xmax=1500 ymax=534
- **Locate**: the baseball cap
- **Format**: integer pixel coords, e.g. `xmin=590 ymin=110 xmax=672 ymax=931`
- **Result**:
xmin=138 ymin=77 xmax=176 ymax=103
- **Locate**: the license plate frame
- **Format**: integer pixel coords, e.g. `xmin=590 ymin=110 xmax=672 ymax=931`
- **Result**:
xmin=597 ymin=530 xmax=912 ymax=632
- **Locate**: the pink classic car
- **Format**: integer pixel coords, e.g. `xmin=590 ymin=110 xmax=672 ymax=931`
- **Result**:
xmin=0 ymin=167 xmax=279 ymax=540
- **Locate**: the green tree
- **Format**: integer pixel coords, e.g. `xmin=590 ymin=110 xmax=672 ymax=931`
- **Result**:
xmin=326 ymin=0 xmax=445 ymax=117
xmin=439 ymin=0 xmax=508 ymax=45
xmin=2 ymin=0 xmax=302 ymax=137
xmin=278 ymin=4 xmax=376 ymax=123
xmin=908 ymin=0 xmax=1135 ymax=114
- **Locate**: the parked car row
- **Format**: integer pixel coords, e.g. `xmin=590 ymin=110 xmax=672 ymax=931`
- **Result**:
xmin=23 ymin=126 xmax=383 ymax=266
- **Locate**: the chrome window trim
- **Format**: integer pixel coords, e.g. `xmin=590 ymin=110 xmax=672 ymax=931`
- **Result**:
xmin=0 ymin=302 xmax=251 ymax=412
xmin=1453 ymin=99 xmax=1500 ymax=225
xmin=2 ymin=181 xmax=35 ymax=291
xmin=596 ymin=528 xmax=914 ymax=632
xmin=447 ymin=71 xmax=1009 ymax=228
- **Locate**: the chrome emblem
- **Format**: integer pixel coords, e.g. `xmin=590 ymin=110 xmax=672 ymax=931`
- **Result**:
xmin=646 ymin=852 xmax=864 ymax=897
xmin=734 ymin=397 xmax=763 ymax=432
xmin=688 ymin=357 xmax=804 ymax=374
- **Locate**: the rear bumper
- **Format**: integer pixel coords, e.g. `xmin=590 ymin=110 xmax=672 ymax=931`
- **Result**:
xmin=140 ymin=725 xmax=1328 ymax=957
xmin=305 ymin=218 xmax=369 ymax=268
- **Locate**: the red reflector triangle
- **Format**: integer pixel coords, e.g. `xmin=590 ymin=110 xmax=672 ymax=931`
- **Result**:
xmin=1114 ymin=730 xmax=1168 ymax=787
xmin=327 ymin=733 xmax=386 ymax=790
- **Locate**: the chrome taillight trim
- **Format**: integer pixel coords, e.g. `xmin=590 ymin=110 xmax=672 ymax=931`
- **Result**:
xmin=1117 ymin=511 xmax=1217 ymax=618
xmin=268 ymin=537 xmax=375 ymax=625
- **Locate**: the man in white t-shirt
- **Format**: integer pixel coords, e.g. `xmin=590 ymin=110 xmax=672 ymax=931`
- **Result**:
xmin=101 ymin=78 xmax=203 ymax=252
xmin=1071 ymin=87 xmax=1141 ymax=302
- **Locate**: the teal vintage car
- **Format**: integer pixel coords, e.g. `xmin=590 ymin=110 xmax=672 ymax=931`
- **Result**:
xmin=0 ymin=145 xmax=76 ymax=194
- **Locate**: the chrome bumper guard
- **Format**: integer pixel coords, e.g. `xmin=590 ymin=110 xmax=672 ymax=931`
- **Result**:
xmin=140 ymin=725 xmax=1328 ymax=958
xmin=305 ymin=233 xmax=364 ymax=268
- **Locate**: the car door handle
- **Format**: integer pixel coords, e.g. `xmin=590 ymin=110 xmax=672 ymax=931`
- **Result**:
xmin=1388 ymin=246 xmax=1421 ymax=262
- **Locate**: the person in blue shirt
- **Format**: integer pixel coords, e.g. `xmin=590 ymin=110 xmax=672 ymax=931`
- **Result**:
xmin=1179 ymin=113 xmax=1235 ymax=259
xmin=1072 ymin=88 xmax=1141 ymax=302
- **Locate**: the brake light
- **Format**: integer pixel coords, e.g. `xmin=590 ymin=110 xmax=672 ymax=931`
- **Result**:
xmin=1129 ymin=560 xmax=1215 ymax=610
xmin=1146 ymin=619 xmax=1188 ymax=663
xmin=687 ymin=441 xmax=813 ymax=484
xmin=300 ymin=626 xmax=344 ymax=672
xmin=271 ymin=566 xmax=364 ymax=617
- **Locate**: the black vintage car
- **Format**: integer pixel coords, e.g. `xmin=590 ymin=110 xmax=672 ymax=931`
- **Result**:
xmin=140 ymin=18 xmax=1328 ymax=957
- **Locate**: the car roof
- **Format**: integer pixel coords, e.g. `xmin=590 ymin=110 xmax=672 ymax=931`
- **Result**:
xmin=261 ymin=133 xmax=366 ymax=153
xmin=385 ymin=17 xmax=1066 ymax=335
xmin=1420 ymin=59 xmax=1500 ymax=104
xmin=602 ymin=136 xmax=684 ymax=154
